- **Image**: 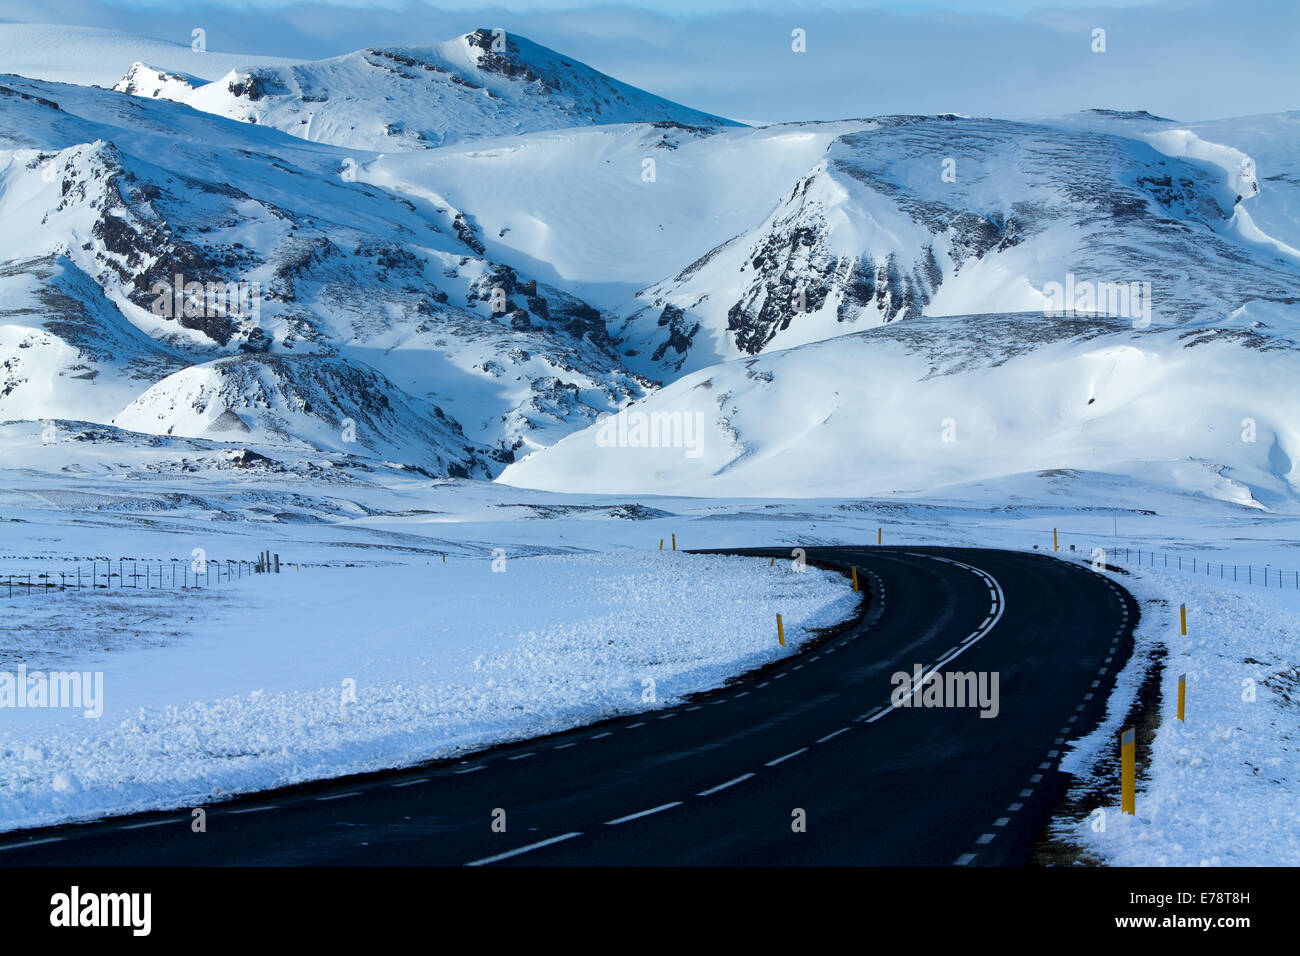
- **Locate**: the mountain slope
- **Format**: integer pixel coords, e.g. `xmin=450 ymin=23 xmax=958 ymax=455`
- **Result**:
xmin=0 ymin=71 xmax=648 ymax=470
xmin=118 ymin=29 xmax=738 ymax=152
xmin=613 ymin=114 xmax=1300 ymax=377
xmin=501 ymin=311 xmax=1300 ymax=505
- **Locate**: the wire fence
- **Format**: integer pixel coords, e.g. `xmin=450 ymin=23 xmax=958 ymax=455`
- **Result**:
xmin=1032 ymin=539 xmax=1300 ymax=590
xmin=1 ymin=551 xmax=288 ymax=600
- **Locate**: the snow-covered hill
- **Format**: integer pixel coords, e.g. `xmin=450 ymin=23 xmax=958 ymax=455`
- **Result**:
xmin=501 ymin=311 xmax=1300 ymax=505
xmin=613 ymin=113 xmax=1300 ymax=377
xmin=116 ymin=29 xmax=738 ymax=152
xmin=0 ymin=22 xmax=298 ymax=87
xmin=2 ymin=25 xmax=1299 ymax=503
xmin=0 ymin=69 xmax=648 ymax=470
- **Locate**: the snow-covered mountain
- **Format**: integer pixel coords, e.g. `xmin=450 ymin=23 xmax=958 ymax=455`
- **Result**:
xmin=3 ymin=25 xmax=1299 ymax=502
xmin=502 ymin=310 xmax=1300 ymax=506
xmin=0 ymin=68 xmax=648 ymax=471
xmin=114 ymin=29 xmax=738 ymax=152
xmin=612 ymin=113 xmax=1300 ymax=376
xmin=0 ymin=22 xmax=298 ymax=88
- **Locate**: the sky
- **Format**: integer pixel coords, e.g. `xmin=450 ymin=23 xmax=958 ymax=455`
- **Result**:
xmin=0 ymin=0 xmax=1296 ymax=123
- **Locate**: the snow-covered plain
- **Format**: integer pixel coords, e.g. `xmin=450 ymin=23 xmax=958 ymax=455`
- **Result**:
xmin=2 ymin=425 xmax=1298 ymax=860
xmin=0 ymin=542 xmax=856 ymax=832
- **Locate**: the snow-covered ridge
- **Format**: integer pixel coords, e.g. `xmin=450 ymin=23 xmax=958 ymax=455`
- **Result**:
xmin=613 ymin=114 xmax=1300 ymax=377
xmin=502 ymin=311 xmax=1300 ymax=505
xmin=117 ymin=29 xmax=739 ymax=152
xmin=0 ymin=70 xmax=652 ymax=471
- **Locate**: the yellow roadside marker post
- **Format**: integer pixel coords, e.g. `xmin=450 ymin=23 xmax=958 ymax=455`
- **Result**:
xmin=776 ymin=614 xmax=785 ymax=647
xmin=1120 ymin=727 xmax=1136 ymax=815
xmin=852 ymin=567 xmax=859 ymax=592
xmin=671 ymin=533 xmax=676 ymax=551
xmin=769 ymin=557 xmax=774 ymax=567
xmin=659 ymin=539 xmax=663 ymax=550
xmin=1177 ymin=674 xmax=1186 ymax=722
xmin=1180 ymin=603 xmax=1187 ymax=635
xmin=877 ymin=528 xmax=882 ymax=545
xmin=1053 ymin=528 xmax=1058 ymax=552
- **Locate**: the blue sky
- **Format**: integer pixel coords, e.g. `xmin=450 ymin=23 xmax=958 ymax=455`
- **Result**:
xmin=2 ymin=0 xmax=1296 ymax=122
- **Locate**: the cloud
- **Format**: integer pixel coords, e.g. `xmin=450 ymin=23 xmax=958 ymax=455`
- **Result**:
xmin=1 ymin=0 xmax=1295 ymax=122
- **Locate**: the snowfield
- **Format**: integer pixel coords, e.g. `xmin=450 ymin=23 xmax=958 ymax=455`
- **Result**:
xmin=1058 ymin=559 xmax=1300 ymax=866
xmin=0 ymin=550 xmax=858 ymax=832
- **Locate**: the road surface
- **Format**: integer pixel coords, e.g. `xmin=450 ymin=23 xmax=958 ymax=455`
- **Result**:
xmin=0 ymin=546 xmax=1137 ymax=866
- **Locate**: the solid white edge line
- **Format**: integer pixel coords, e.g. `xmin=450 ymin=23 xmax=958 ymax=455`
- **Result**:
xmin=868 ymin=557 xmax=1006 ymax=724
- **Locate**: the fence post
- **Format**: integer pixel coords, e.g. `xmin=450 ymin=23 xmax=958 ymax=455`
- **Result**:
xmin=1120 ymin=727 xmax=1136 ymax=815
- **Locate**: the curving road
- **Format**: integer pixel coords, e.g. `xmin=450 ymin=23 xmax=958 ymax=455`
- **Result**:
xmin=0 ymin=546 xmax=1137 ymax=866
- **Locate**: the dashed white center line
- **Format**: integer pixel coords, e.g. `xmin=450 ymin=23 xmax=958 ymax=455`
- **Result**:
xmin=230 ymin=804 xmax=280 ymax=812
xmin=591 ymin=732 xmax=613 ymax=739
xmin=120 ymin=818 xmax=176 ymax=830
xmin=993 ymin=817 xmax=1010 ymax=827
xmin=764 ymin=747 xmax=809 ymax=767
xmin=454 ymin=765 xmax=487 ymax=774
xmin=465 ymin=832 xmax=583 ymax=867
xmin=553 ymin=742 xmax=578 ymax=750
xmin=508 ymin=753 xmax=537 ymax=761
xmin=391 ymin=779 xmax=429 ymax=788
xmin=626 ymin=722 xmax=646 ymax=729
xmin=0 ymin=837 xmax=64 ymax=851
xmin=697 ymin=773 xmax=756 ymax=797
xmin=976 ymin=833 xmax=996 ymax=845
xmin=604 ymin=802 xmax=682 ymax=826
xmin=316 ymin=791 xmax=361 ymax=801
xmin=816 ymin=727 xmax=850 ymax=743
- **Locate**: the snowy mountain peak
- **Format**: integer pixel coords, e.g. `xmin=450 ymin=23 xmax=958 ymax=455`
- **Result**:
xmin=117 ymin=30 xmax=738 ymax=152
xmin=112 ymin=62 xmax=200 ymax=100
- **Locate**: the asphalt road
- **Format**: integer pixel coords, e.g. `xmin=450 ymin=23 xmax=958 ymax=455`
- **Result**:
xmin=0 ymin=546 xmax=1137 ymax=866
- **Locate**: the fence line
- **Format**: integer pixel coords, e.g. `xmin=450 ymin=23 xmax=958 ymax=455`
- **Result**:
xmin=1032 ymin=538 xmax=1299 ymax=590
xmin=2 ymin=552 xmax=286 ymax=600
